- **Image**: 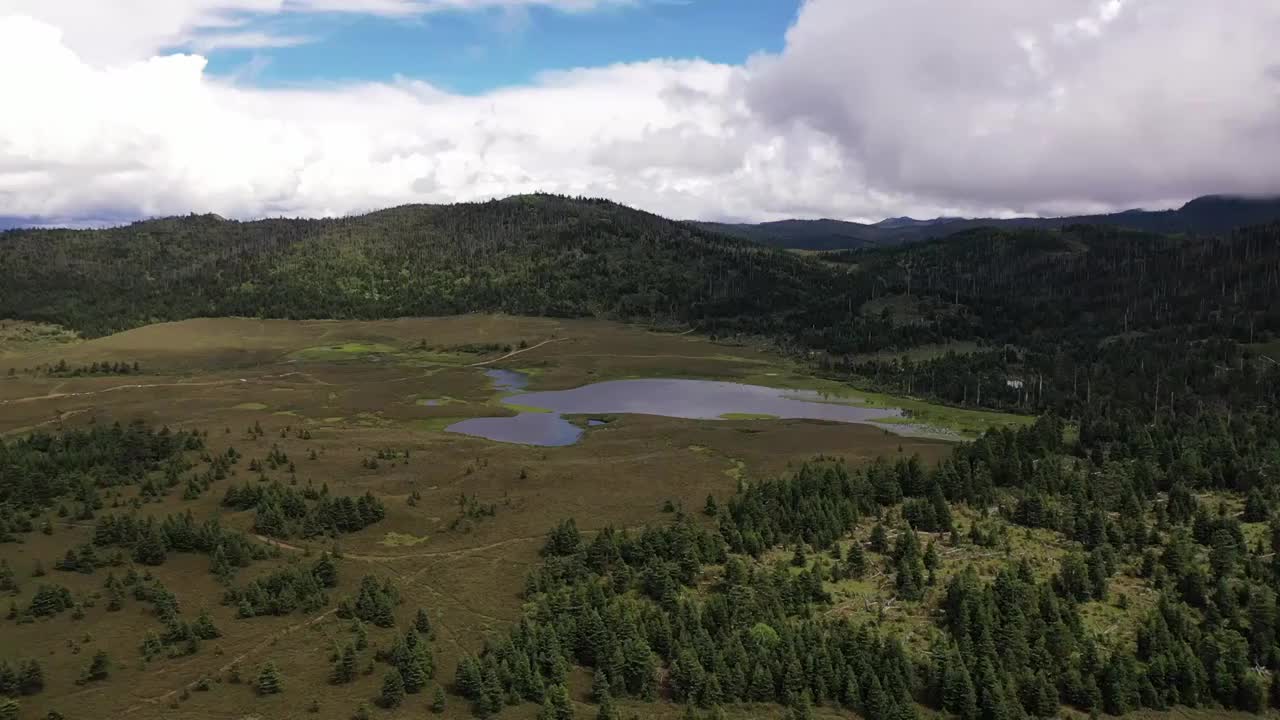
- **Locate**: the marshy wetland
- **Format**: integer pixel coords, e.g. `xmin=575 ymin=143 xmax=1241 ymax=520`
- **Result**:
xmin=0 ymin=315 xmax=1027 ymax=719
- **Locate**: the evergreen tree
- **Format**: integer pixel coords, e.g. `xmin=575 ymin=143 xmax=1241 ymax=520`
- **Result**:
xmin=414 ymin=607 xmax=434 ymax=637
xmin=379 ymin=670 xmax=405 ymax=708
xmin=431 ymin=685 xmax=447 ymax=713
xmin=541 ymin=683 xmax=574 ymax=720
xmin=591 ymin=668 xmax=611 ymax=703
xmin=331 ymin=644 xmax=357 ymax=684
xmin=256 ymin=662 xmax=282 ymax=695
xmin=82 ymin=651 xmax=110 ymax=684
xmin=18 ymin=660 xmax=43 ymax=695
xmin=942 ymin=650 xmax=977 ymax=720
xmin=870 ymin=523 xmax=889 ymax=553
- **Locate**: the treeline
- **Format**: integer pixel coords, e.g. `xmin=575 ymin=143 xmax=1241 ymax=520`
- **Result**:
xmin=42 ymin=359 xmax=142 ymax=377
xmin=221 ymin=479 xmax=386 ymax=539
xmin=0 ymin=421 xmax=201 ymax=511
xmin=89 ymin=510 xmax=268 ymax=573
xmin=224 ymin=553 xmax=338 ymax=618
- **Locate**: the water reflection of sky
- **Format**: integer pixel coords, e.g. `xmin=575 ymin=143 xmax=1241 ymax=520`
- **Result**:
xmin=447 ymin=374 xmax=908 ymax=447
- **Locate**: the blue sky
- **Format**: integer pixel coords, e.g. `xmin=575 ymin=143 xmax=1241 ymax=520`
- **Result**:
xmin=193 ymin=1 xmax=801 ymax=94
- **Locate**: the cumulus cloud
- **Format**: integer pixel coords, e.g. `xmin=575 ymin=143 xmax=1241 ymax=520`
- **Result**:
xmin=747 ymin=0 xmax=1280 ymax=214
xmin=0 ymin=15 xmax=777 ymax=220
xmin=0 ymin=0 xmax=1278 ymax=223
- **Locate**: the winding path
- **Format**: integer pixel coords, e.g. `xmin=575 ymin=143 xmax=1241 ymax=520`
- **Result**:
xmin=467 ymin=337 xmax=568 ymax=367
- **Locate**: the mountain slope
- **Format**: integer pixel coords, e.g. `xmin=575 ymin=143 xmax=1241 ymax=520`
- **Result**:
xmin=0 ymin=195 xmax=850 ymax=339
xmin=694 ymin=194 xmax=1280 ymax=250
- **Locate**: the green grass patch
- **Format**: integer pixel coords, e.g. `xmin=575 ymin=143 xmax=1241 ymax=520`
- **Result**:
xmin=0 ymin=320 xmax=81 ymax=355
xmin=858 ymin=389 xmax=1031 ymax=438
xmin=353 ymin=411 xmax=392 ymax=427
xmin=724 ymin=459 xmax=746 ymax=481
xmin=402 ymin=349 xmax=476 ymax=366
xmin=718 ymin=413 xmax=779 ymax=420
xmin=288 ymin=342 xmax=398 ymax=361
xmin=379 ymin=531 xmax=431 ymax=547
xmin=499 ymin=401 xmax=553 ymax=414
xmin=740 ymin=369 xmax=1030 ymax=438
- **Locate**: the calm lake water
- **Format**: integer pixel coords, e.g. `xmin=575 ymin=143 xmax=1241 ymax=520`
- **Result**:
xmin=446 ymin=374 xmax=907 ymax=447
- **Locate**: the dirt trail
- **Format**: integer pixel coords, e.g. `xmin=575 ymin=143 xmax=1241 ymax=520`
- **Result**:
xmin=0 ymin=371 xmax=318 ymax=406
xmin=116 ymin=533 xmax=545 ymax=712
xmin=122 ymin=606 xmax=338 ymax=714
xmin=254 ymin=533 xmax=545 ymax=563
xmin=467 ymin=337 xmax=567 ymax=367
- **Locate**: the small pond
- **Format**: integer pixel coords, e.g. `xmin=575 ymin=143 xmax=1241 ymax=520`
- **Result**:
xmin=446 ymin=374 xmax=909 ymax=447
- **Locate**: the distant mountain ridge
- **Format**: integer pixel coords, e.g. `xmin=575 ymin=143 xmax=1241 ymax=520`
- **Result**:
xmin=693 ymin=194 xmax=1280 ymax=250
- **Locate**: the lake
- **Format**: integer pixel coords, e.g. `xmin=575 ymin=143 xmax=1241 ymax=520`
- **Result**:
xmin=445 ymin=373 xmax=909 ymax=447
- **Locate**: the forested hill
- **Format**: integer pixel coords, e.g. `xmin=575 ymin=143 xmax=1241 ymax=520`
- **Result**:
xmin=696 ymin=194 xmax=1280 ymax=250
xmin=3 ymin=194 xmax=1279 ymax=427
xmin=820 ymin=222 xmax=1280 ymax=436
xmin=0 ymin=195 xmax=848 ymax=339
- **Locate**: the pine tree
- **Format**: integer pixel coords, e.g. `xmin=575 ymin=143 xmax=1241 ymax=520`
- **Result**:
xmin=0 ymin=560 xmax=16 ymax=593
xmin=596 ymin=689 xmax=618 ymax=720
xmin=132 ymin=525 xmax=167 ymax=566
xmin=591 ymin=668 xmax=611 ymax=703
xmin=209 ymin=544 xmax=231 ymax=578
xmin=256 ymin=662 xmax=282 ymax=695
xmin=414 ymin=607 xmax=434 ymax=637
xmin=0 ymin=698 xmax=17 ymax=720
xmin=81 ymin=651 xmax=110 ymax=684
xmin=455 ymin=655 xmax=484 ymax=700
xmin=870 ymin=523 xmax=889 ymax=553
xmin=942 ymin=651 xmax=977 ymax=720
xmin=140 ymin=631 xmax=164 ymax=660
xmin=703 ymin=494 xmax=718 ymax=516
xmin=400 ymin=643 xmax=429 ymax=693
xmin=192 ymin=608 xmax=221 ymax=639
xmin=542 ymin=683 xmax=574 ymax=720
xmin=18 ymin=660 xmax=43 ymax=695
xmin=331 ymin=644 xmax=357 ymax=684
xmin=846 ymin=542 xmax=867 ymax=578
xmin=379 ymin=669 xmax=405 ymax=708
xmin=923 ymin=540 xmax=940 ymax=572
xmin=432 ymin=685 xmax=447 ymax=713
xmin=353 ymin=619 xmax=368 ymax=650
xmin=788 ymin=690 xmax=815 ymax=720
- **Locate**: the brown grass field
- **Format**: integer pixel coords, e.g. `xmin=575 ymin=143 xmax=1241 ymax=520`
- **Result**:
xmin=0 ymin=316 xmax=965 ymax=719
xmin=0 ymin=315 xmax=1204 ymax=720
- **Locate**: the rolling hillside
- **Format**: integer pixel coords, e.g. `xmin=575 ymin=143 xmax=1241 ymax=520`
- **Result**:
xmin=695 ymin=194 xmax=1280 ymax=250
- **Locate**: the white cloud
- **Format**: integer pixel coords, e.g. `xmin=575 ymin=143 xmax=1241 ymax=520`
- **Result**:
xmin=746 ymin=0 xmax=1280 ymax=214
xmin=0 ymin=15 xmax=781 ymax=220
xmin=1 ymin=0 xmax=1278 ymax=224
xmin=188 ymin=31 xmax=313 ymax=52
